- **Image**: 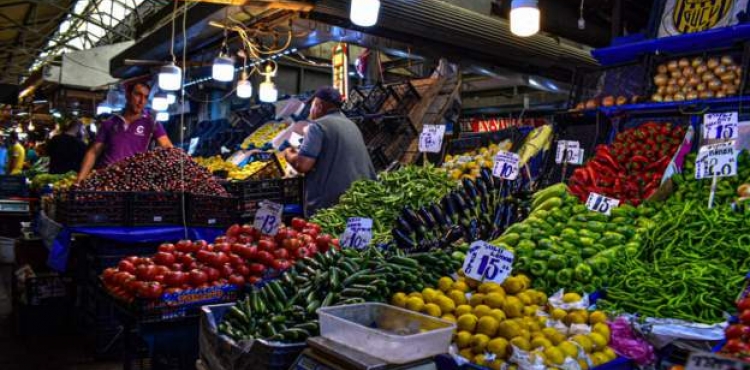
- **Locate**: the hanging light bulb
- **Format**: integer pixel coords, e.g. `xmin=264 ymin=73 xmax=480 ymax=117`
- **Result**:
xmin=259 ymin=64 xmax=278 ymax=103
xmin=152 ymin=94 xmax=169 ymax=111
xmin=166 ymin=93 xmax=176 ymax=105
xmin=236 ymin=71 xmax=253 ymax=99
xmin=27 ymin=121 xmax=34 ymax=131
xmin=15 ymin=126 xmax=23 ymax=133
xmin=158 ymin=63 xmax=182 ymax=91
xmin=156 ymin=112 xmax=169 ymax=122
xmin=510 ymin=0 xmax=540 ymax=37
xmin=212 ymin=53 xmax=235 ymax=82
xmin=350 ymin=0 xmax=380 ymax=27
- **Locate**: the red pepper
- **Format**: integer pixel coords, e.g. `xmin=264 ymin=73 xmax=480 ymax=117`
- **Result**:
xmin=631 ymin=155 xmax=649 ymax=164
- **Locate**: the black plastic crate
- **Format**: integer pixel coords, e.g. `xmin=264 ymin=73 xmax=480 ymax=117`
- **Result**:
xmin=56 ymin=191 xmax=129 ymax=226
xmin=17 ymin=273 xmax=74 ymax=306
xmin=224 ymin=178 xmax=303 ymax=220
xmin=130 ymin=192 xmax=184 ymax=227
xmin=281 ymin=177 xmax=304 ymax=206
xmin=186 ymin=194 xmax=238 ymax=228
xmin=0 ymin=175 xmax=28 ymax=198
xmin=569 ymin=56 xmax=652 ymax=110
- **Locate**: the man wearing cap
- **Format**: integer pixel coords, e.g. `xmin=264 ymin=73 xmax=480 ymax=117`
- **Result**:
xmin=284 ymin=86 xmax=376 ymax=216
xmin=76 ymin=82 xmax=173 ymax=183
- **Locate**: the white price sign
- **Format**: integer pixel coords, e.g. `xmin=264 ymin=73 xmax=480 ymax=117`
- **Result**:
xmin=461 ymin=241 xmax=514 ymax=283
xmin=686 ymin=352 xmax=750 ymax=370
xmin=555 ymin=140 xmax=583 ymax=165
xmin=339 ymin=217 xmax=373 ymax=249
xmin=703 ymin=112 xmax=738 ymax=140
xmin=492 ymin=151 xmax=520 ymax=180
xmin=585 ymin=192 xmax=620 ymax=215
xmin=289 ymin=132 xmax=305 ymax=149
xmin=695 ymin=141 xmax=737 ymax=179
xmin=418 ymin=125 xmax=446 ymax=153
xmin=253 ymin=200 xmax=283 ymax=235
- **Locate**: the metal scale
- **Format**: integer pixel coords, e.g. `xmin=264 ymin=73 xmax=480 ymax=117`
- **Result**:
xmin=289 ymin=337 xmax=438 ymax=370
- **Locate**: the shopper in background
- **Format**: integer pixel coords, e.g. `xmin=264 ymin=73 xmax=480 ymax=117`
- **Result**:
xmin=0 ymin=138 xmax=7 ymax=175
xmin=48 ymin=118 xmax=87 ymax=174
xmin=76 ymin=81 xmax=173 ymax=183
xmin=6 ymin=132 xmax=25 ymax=175
xmin=283 ymin=86 xmax=376 ymax=216
xmin=25 ymin=142 xmax=37 ymax=165
xmin=29 ymin=143 xmax=49 ymax=174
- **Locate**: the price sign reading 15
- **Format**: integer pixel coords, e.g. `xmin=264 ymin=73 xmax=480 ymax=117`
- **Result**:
xmin=462 ymin=241 xmax=514 ymax=283
xmin=586 ymin=192 xmax=620 ymax=216
xmin=703 ymin=112 xmax=738 ymax=140
xmin=253 ymin=200 xmax=283 ymax=235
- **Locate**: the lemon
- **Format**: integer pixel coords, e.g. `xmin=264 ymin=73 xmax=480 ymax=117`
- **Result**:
xmin=591 ymin=352 xmax=609 ymax=366
xmin=447 ymin=290 xmax=468 ymax=305
xmin=488 ymin=337 xmax=510 ymax=358
xmin=559 ymin=341 xmax=579 ymax=358
xmin=455 ymin=330 xmax=473 ymax=348
xmin=516 ymin=292 xmax=534 ymax=306
xmin=455 ymin=305 xmax=473 ymax=317
xmin=451 ymin=169 xmax=463 ymax=180
xmin=471 ymin=333 xmax=491 ymax=353
xmin=589 ymin=310 xmax=607 ymax=325
xmin=438 ymin=277 xmax=454 ymax=292
xmin=571 ymin=335 xmax=593 ymax=353
xmin=503 ymin=296 xmax=524 ymax=318
xmin=523 ymin=317 xmax=540 ymax=332
xmin=458 ymin=348 xmax=474 ymax=361
xmin=502 ymin=276 xmax=526 ymax=294
xmin=523 ymin=305 xmax=539 ymax=317
xmin=473 ymin=353 xmax=488 ymax=366
xmin=589 ymin=332 xmax=608 ymax=350
xmin=473 ymin=304 xmax=492 ymax=318
xmin=537 ymin=316 xmax=548 ymax=326
xmin=544 ymin=346 xmax=565 ymax=365
xmin=565 ymin=311 xmax=587 ymax=325
xmin=497 ymin=320 xmax=522 ymax=340
xmin=423 ymin=303 xmax=442 ymax=317
xmin=477 ymin=316 xmax=500 ymax=337
xmin=457 ymin=314 xmax=479 ymax=332
xmin=479 ymin=282 xmax=503 ymax=294
xmin=550 ymin=308 xmax=567 ymax=321
xmin=469 ymin=293 xmax=486 ymax=307
xmin=488 ymin=308 xmax=507 ymax=322
xmin=575 ymin=310 xmax=589 ymax=322
xmin=519 ymin=329 xmax=532 ymax=342
xmin=488 ymin=359 xmax=506 ymax=370
xmin=441 ymin=314 xmax=457 ymax=323
xmin=578 ymin=359 xmax=590 ymax=370
xmin=602 ymin=346 xmax=618 ymax=361
xmin=535 ymin=291 xmax=548 ymax=305
xmin=452 ymin=281 xmax=469 ymax=292
xmin=422 ymin=288 xmax=440 ymax=303
xmin=391 ymin=292 xmax=407 ymax=307
xmin=511 ymin=336 xmax=532 ymax=351
xmin=408 ymin=292 xmax=423 ymax=299
xmin=436 ymin=296 xmax=457 ymax=313
xmin=530 ymin=337 xmax=553 ymax=350
xmin=484 ymin=292 xmax=506 ymax=309
xmin=405 ymin=297 xmax=425 ymax=312
xmin=592 ymin=322 xmax=611 ymax=341
xmin=516 ymin=274 xmax=532 ymax=287
xmin=562 ymin=292 xmax=582 ymax=303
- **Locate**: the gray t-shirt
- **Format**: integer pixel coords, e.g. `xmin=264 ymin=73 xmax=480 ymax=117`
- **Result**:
xmin=299 ymin=111 xmax=376 ymax=216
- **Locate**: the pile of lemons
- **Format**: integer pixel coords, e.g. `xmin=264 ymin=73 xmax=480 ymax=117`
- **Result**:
xmin=194 ymin=156 xmax=239 ymax=174
xmin=391 ymin=273 xmax=617 ymax=370
xmin=240 ymin=122 xmax=289 ymax=150
xmin=441 ymin=141 xmax=512 ymax=181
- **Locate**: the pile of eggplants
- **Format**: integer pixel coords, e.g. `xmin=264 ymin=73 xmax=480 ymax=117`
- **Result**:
xmin=391 ymin=167 xmax=532 ymax=252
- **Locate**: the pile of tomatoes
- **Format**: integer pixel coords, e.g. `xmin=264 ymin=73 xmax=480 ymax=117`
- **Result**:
xmin=101 ymin=218 xmax=337 ymax=303
xmin=722 ymin=297 xmax=750 ymax=357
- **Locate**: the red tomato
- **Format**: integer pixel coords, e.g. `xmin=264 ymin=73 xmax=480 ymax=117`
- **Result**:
xmin=237 ymin=234 xmax=252 ymax=244
xmin=214 ymin=235 xmax=228 ymax=244
xmin=724 ymin=338 xmax=748 ymax=353
xmin=275 ymin=228 xmax=289 ymax=243
xmin=300 ymin=234 xmax=314 ymax=245
xmin=305 ymin=243 xmax=319 ymax=256
xmin=158 ymin=243 xmax=176 ymax=253
xmin=240 ymin=224 xmax=254 ymax=235
xmin=214 ymin=243 xmax=231 ymax=253
xmin=170 ymin=263 xmax=184 ymax=272
xmin=124 ymin=256 xmax=139 ymax=264
xmin=273 ymin=248 xmax=290 ymax=260
xmin=175 ymin=240 xmax=193 ymax=252
xmin=189 ymin=269 xmax=208 ymax=286
xmin=726 ymin=324 xmax=748 ymax=339
xmin=185 ymin=261 xmax=199 ymax=271
xmin=118 ymin=260 xmax=136 ymax=274
xmin=316 ymin=234 xmax=333 ymax=252
xmin=193 ymin=240 xmax=208 ymax=251
xmin=741 ymin=310 xmax=750 ymax=325
xmin=126 ymin=279 xmax=145 ymax=294
xmin=256 ymin=251 xmax=274 ymax=265
xmin=282 ymin=238 xmax=301 ymax=251
xmin=135 ymin=257 xmax=153 ymax=266
xmin=306 ymin=223 xmax=321 ymax=233
xmin=153 ymin=275 xmax=165 ymax=283
xmin=286 ymin=230 xmax=299 ymax=240
xmin=178 ymin=254 xmax=195 ymax=266
xmin=248 ymin=263 xmax=266 ymax=275
xmin=102 ymin=268 xmax=117 ymax=284
xmin=271 ymin=259 xmax=291 ymax=271
xmin=247 ymin=276 xmax=261 ymax=284
xmin=220 ymin=265 xmax=234 ymax=278
xmin=165 ymin=287 xmax=183 ymax=294
xmin=154 ymin=265 xmax=170 ymax=276
xmin=228 ymin=254 xmax=245 ymax=267
xmin=204 ymin=267 xmax=220 ymax=282
xmin=332 ymin=239 xmax=339 ymax=247
xmin=258 ymin=240 xmax=276 ymax=252
xmin=739 ymin=298 xmax=750 ymax=312
xmin=235 ymin=264 xmax=250 ymax=276
xmin=291 ymin=217 xmax=307 ymax=231
xmin=294 ymin=247 xmax=310 ymax=259
xmin=164 ymin=271 xmax=187 ymax=287
xmin=226 ymin=224 xmax=241 ymax=238
xmin=135 ymin=264 xmax=157 ymax=281
xmin=302 ymin=228 xmax=319 ymax=239
xmin=228 ymin=274 xmax=245 ymax=287
xmin=209 ymin=252 xmax=230 ymax=268
xmin=196 ymin=249 xmax=213 ymax=263
xmin=154 ymin=252 xmax=176 ymax=266
xmin=138 ymin=282 xmax=164 ymax=299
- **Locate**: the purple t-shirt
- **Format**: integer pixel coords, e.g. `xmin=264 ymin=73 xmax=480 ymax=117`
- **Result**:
xmin=95 ymin=115 xmax=167 ymax=168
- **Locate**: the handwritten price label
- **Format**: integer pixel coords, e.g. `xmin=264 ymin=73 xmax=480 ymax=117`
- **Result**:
xmin=418 ymin=125 xmax=446 ymax=153
xmin=462 ymin=241 xmax=514 ymax=283
xmin=703 ymin=112 xmax=738 ymax=140
xmin=253 ymin=200 xmax=283 ymax=235
xmin=555 ymin=140 xmax=583 ymax=165
xmin=585 ymin=192 xmax=620 ymax=215
xmin=492 ymin=151 xmax=520 ymax=180
xmin=686 ymin=351 xmax=750 ymax=370
xmin=695 ymin=141 xmax=737 ymax=179
xmin=339 ymin=217 xmax=373 ymax=249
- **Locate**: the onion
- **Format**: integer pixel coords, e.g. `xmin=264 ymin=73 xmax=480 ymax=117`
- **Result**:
xmin=720 ymin=72 xmax=736 ymax=83
xmin=702 ymin=72 xmax=716 ymax=82
xmin=664 ymin=95 xmax=674 ymax=102
xmin=697 ymin=83 xmax=707 ymax=92
xmin=722 ymin=55 xmax=734 ymax=65
xmin=688 ymin=76 xmax=701 ymax=86
xmin=657 ymin=86 xmax=667 ymax=95
xmin=616 ymin=96 xmax=628 ymax=105
xmin=736 ymin=67 xmax=742 ymax=78
xmin=708 ymin=79 xmax=722 ymax=91
xmin=699 ymin=90 xmax=714 ymax=99
xmin=739 ymin=184 xmax=750 ymax=198
xmin=631 ymin=95 xmax=642 ymax=104
xmin=668 ymin=61 xmax=679 ymax=71
xmin=678 ymin=58 xmax=690 ymax=68
xmin=682 ymin=66 xmax=695 ymax=77
xmin=671 ymin=70 xmax=682 ymax=79
xmin=696 ymin=65 xmax=708 ymax=75
xmin=735 ymin=78 xmax=741 ymax=86
xmin=726 ymin=86 xmax=738 ymax=96
xmin=716 ymin=91 xmax=727 ymax=99
xmin=602 ymin=96 xmax=615 ymax=107
xmin=654 ymin=74 xmax=669 ymax=86
xmin=686 ymin=91 xmax=699 ymax=101
xmin=682 ymin=85 xmax=693 ymax=94
xmin=575 ymin=103 xmax=585 ymax=110
xmin=585 ymin=99 xmax=598 ymax=109
xmin=708 ymin=58 xmax=720 ymax=69
xmin=677 ymin=77 xmax=687 ymax=87
xmin=652 ymin=93 xmax=663 ymax=102
xmin=714 ymin=65 xmax=728 ymax=75
xmin=658 ymin=64 xmax=668 ymax=74
xmin=666 ymin=85 xmax=678 ymax=94
xmin=692 ymin=57 xmax=704 ymax=67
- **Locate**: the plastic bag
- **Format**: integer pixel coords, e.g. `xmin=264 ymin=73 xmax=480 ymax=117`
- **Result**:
xmin=548 ymin=290 xmax=591 ymax=311
xmin=608 ymin=316 xmax=656 ymax=365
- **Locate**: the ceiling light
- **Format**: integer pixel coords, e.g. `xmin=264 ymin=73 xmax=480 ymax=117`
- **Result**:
xmin=156 ymin=112 xmax=169 ymax=122
xmin=152 ymin=94 xmax=169 ymax=111
xmin=259 ymin=64 xmax=278 ymax=103
xmin=158 ymin=63 xmax=182 ymax=91
xmin=27 ymin=121 xmax=34 ymax=131
xmin=15 ymin=126 xmax=23 ymax=133
xmin=212 ymin=54 xmax=235 ymax=82
xmin=237 ymin=79 xmax=253 ymax=99
xmin=166 ymin=93 xmax=176 ymax=105
xmin=350 ymin=0 xmax=380 ymax=27
xmin=510 ymin=0 xmax=540 ymax=37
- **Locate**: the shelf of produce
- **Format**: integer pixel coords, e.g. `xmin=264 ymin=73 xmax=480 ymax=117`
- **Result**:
xmin=592 ymin=24 xmax=750 ymax=67
xmin=567 ymin=96 xmax=750 ymax=117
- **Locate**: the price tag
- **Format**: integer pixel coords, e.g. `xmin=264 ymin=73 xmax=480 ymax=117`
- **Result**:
xmin=585 ymin=192 xmax=620 ymax=215
xmin=418 ymin=125 xmax=446 ymax=153
xmin=695 ymin=141 xmax=737 ymax=179
xmin=289 ymin=132 xmax=304 ymax=149
xmin=492 ymin=151 xmax=520 ymax=180
xmin=339 ymin=217 xmax=373 ymax=249
xmin=555 ymin=140 xmax=582 ymax=164
xmin=703 ymin=112 xmax=738 ymax=140
xmin=686 ymin=351 xmax=750 ymax=370
xmin=253 ymin=200 xmax=283 ymax=236
xmin=188 ymin=137 xmax=200 ymax=156
xmin=461 ymin=241 xmax=514 ymax=283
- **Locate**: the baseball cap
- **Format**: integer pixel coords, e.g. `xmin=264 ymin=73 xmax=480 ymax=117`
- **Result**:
xmin=307 ymin=86 xmax=342 ymax=107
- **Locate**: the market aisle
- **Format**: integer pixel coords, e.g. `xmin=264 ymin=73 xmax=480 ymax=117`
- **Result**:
xmin=0 ymin=264 xmax=120 ymax=370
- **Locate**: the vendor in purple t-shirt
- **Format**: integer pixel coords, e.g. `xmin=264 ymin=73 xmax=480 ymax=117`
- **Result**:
xmin=76 ymin=82 xmax=173 ymax=183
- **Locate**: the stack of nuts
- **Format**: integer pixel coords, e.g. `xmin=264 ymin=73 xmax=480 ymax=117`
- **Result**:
xmin=652 ymin=55 xmax=742 ymax=102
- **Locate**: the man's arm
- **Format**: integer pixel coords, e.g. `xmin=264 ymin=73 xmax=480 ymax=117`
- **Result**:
xmin=284 ymin=147 xmax=316 ymax=173
xmin=156 ymin=135 xmax=173 ymax=148
xmin=77 ymin=142 xmax=105 ymax=183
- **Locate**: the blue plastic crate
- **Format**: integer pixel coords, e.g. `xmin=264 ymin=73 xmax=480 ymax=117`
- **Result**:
xmin=434 ymin=354 xmax=634 ymax=370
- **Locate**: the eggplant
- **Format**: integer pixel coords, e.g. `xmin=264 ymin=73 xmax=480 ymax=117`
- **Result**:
xmin=430 ymin=203 xmax=451 ymax=229
xmin=442 ymin=225 xmax=465 ymax=246
xmin=418 ymin=206 xmax=437 ymax=230
xmin=462 ymin=178 xmax=478 ymax=199
xmin=480 ymin=167 xmax=496 ymax=190
xmin=395 ymin=216 xmax=414 ymax=235
xmin=392 ymin=228 xmax=417 ymax=250
xmin=402 ymin=206 xmax=425 ymax=231
xmin=442 ymin=194 xmax=459 ymax=225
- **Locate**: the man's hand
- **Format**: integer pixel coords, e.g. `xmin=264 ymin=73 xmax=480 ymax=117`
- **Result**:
xmin=284 ymin=147 xmax=316 ymax=174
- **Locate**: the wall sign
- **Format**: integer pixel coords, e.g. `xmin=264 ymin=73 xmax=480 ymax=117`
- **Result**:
xmin=332 ymin=43 xmax=349 ymax=101
xmin=658 ymin=0 xmax=749 ymax=38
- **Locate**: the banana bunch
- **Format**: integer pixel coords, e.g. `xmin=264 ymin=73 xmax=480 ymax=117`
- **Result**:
xmin=241 ymin=122 xmax=289 ymax=150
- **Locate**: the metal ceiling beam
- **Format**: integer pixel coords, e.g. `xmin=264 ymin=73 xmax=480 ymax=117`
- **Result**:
xmin=27 ymin=0 xmax=134 ymax=41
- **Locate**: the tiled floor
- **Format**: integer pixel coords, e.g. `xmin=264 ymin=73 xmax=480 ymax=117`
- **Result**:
xmin=0 ymin=264 xmax=121 ymax=370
